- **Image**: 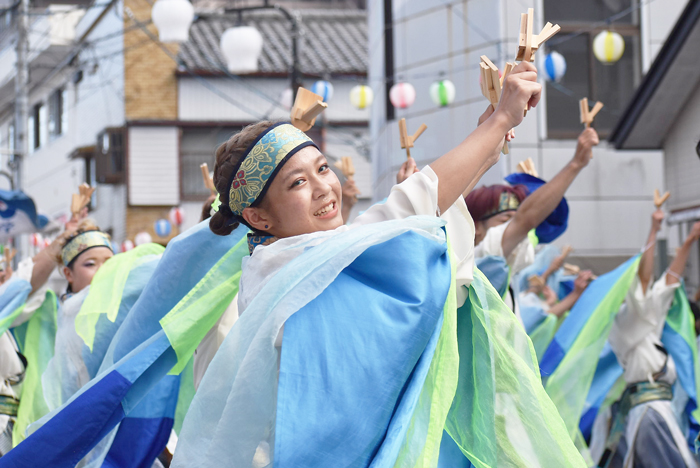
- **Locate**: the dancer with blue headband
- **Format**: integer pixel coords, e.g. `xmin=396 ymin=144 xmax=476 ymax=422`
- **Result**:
xmin=172 ymin=62 xmax=585 ymax=467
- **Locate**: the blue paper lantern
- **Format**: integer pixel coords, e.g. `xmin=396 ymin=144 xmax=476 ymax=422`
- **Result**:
xmin=544 ymin=51 xmax=566 ymax=82
xmin=311 ymin=80 xmax=334 ymax=102
xmin=154 ymin=218 xmax=172 ymax=238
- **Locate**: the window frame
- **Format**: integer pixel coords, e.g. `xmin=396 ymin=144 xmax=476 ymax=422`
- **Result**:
xmin=545 ymin=24 xmax=641 ymax=140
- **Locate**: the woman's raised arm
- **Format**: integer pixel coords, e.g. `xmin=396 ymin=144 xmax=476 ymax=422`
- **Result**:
xmin=430 ymin=61 xmax=541 ymax=213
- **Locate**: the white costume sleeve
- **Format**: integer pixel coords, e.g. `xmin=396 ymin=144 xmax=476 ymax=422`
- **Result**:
xmin=609 ymin=275 xmax=680 ymax=384
xmin=352 ymin=166 xmax=475 ymax=302
xmin=193 ymin=294 xmax=239 ymax=390
xmin=9 ymin=257 xmax=51 ymax=328
xmin=473 ymin=221 xmax=534 ymax=275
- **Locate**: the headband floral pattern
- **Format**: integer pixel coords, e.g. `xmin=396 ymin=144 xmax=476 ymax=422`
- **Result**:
xmin=61 ymin=230 xmax=113 ymax=266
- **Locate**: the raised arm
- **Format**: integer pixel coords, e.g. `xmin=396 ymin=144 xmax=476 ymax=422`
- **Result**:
xmin=666 ymin=220 xmax=700 ymax=286
xmin=500 ymin=128 xmax=598 ymax=257
xmin=639 ymin=209 xmax=664 ymax=293
xmin=547 ymin=270 xmax=593 ymax=318
xmin=430 ymin=62 xmax=541 ymax=214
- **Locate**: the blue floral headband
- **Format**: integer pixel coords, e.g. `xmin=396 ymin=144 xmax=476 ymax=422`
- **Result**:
xmin=62 ymin=230 xmax=113 ymax=267
xmin=227 ymin=122 xmax=318 ymax=217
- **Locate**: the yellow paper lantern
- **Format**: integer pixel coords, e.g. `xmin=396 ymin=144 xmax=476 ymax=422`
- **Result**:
xmin=349 ymin=85 xmax=374 ymax=110
xmin=593 ymin=30 xmax=625 ymax=64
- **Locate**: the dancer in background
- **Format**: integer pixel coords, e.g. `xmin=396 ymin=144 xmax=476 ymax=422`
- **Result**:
xmin=597 ymin=211 xmax=700 ymax=468
xmin=465 ymin=127 xmax=598 ymax=319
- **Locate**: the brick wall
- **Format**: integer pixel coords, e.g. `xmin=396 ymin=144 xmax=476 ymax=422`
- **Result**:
xmin=125 ymin=206 xmax=180 ymax=245
xmin=123 ymin=0 xmax=179 ymax=120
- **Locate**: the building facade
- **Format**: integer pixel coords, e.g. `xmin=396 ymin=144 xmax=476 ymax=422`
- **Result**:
xmin=611 ymin=0 xmax=700 ymax=291
xmin=0 ymin=0 xmax=370 ymax=248
xmin=367 ymin=0 xmax=689 ymax=273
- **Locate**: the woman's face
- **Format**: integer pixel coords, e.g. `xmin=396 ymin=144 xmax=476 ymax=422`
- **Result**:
xmin=474 ymin=211 xmax=516 ymax=246
xmin=242 ymin=146 xmax=344 ymax=238
xmin=63 ymin=246 xmax=114 ymax=294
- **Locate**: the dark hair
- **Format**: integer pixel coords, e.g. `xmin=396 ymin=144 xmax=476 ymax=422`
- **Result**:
xmin=51 ymin=218 xmax=104 ymax=267
xmin=209 ymin=121 xmax=277 ymax=236
xmin=464 ymin=184 xmax=528 ymax=222
xmin=200 ymin=194 xmax=217 ymax=222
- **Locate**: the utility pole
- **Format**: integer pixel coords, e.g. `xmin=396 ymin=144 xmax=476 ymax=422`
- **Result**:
xmin=13 ymin=0 xmax=29 ymax=191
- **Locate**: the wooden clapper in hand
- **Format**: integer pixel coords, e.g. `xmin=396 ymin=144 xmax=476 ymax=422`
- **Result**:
xmin=200 ymin=163 xmax=217 ymax=195
xmin=398 ymin=118 xmax=427 ymax=160
xmin=514 ymin=8 xmax=560 ymax=117
xmin=579 ymin=98 xmax=604 ymax=128
xmin=516 ymin=157 xmax=538 ymax=177
xmin=291 ymin=87 xmax=328 ymax=132
xmin=654 ymin=189 xmax=670 ymax=208
xmin=334 ymin=157 xmax=359 ymax=202
xmin=71 ymin=183 xmax=95 ymax=216
xmin=479 ymin=56 xmax=515 ymax=154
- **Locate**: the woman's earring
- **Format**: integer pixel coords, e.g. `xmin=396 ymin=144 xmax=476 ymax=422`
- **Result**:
xmin=265 ymin=225 xmax=269 ymax=229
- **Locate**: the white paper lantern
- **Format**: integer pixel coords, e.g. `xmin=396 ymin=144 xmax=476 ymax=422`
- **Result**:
xmin=151 ymin=0 xmax=195 ymax=43
xmin=311 ymin=80 xmax=334 ymax=102
xmin=220 ymin=26 xmax=264 ymax=74
xmin=429 ymin=79 xmax=456 ymax=107
xmin=543 ymin=51 xmax=567 ymax=82
xmin=593 ymin=30 xmax=625 ymax=64
xmin=121 ymin=240 xmax=134 ymax=252
xmin=349 ymin=85 xmax=373 ymax=110
xmin=389 ymin=82 xmax=416 ymax=109
xmin=134 ymin=232 xmax=152 ymax=246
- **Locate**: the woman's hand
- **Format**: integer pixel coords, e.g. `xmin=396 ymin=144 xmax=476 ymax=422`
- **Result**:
xmin=574 ymin=270 xmax=594 ymax=295
xmin=396 ymin=158 xmax=419 ymax=184
xmin=494 ymin=61 xmax=542 ymax=130
xmin=341 ymin=179 xmax=361 ymax=224
xmin=572 ymin=128 xmax=599 ymax=169
xmin=651 ymin=209 xmax=665 ymax=233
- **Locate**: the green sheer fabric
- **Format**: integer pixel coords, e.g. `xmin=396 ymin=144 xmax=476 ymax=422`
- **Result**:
xmin=544 ymin=257 xmax=640 ymax=438
xmin=161 ymin=234 xmax=248 ymax=375
xmin=76 ymin=243 xmax=165 ymax=350
xmin=445 ymin=268 xmax=585 ymax=467
xmin=12 ymin=291 xmax=57 ymax=445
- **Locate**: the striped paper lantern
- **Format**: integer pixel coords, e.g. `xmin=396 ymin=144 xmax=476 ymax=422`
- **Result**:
xmin=389 ymin=82 xmax=416 ymax=109
xmin=121 ymin=240 xmax=135 ymax=252
xmin=349 ymin=85 xmax=374 ymax=110
xmin=429 ymin=79 xmax=456 ymax=107
xmin=154 ymin=219 xmax=172 ymax=238
xmin=169 ymin=206 xmax=184 ymax=226
xmin=593 ymin=30 xmax=625 ymax=64
xmin=544 ymin=51 xmax=567 ymax=82
xmin=311 ymin=80 xmax=334 ymax=102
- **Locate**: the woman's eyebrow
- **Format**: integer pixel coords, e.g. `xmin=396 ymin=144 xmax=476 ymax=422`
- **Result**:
xmin=283 ymin=155 xmax=325 ymax=181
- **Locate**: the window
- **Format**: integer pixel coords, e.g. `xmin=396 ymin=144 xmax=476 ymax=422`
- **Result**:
xmin=180 ymin=127 xmax=240 ymax=199
xmin=544 ymin=0 xmax=641 ymax=139
xmin=95 ymin=127 xmax=125 ymax=184
xmin=48 ymin=89 xmax=64 ymax=139
xmin=8 ymin=123 xmax=14 ymax=155
xmin=31 ymin=103 xmax=45 ymax=149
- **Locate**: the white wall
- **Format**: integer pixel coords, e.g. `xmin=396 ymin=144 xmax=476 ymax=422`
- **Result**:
xmin=641 ymin=0 xmax=687 ymax=71
xmin=664 ymin=85 xmax=700 ymax=213
xmin=128 ymin=126 xmax=180 ymax=206
xmin=179 ymin=77 xmax=370 ymax=123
